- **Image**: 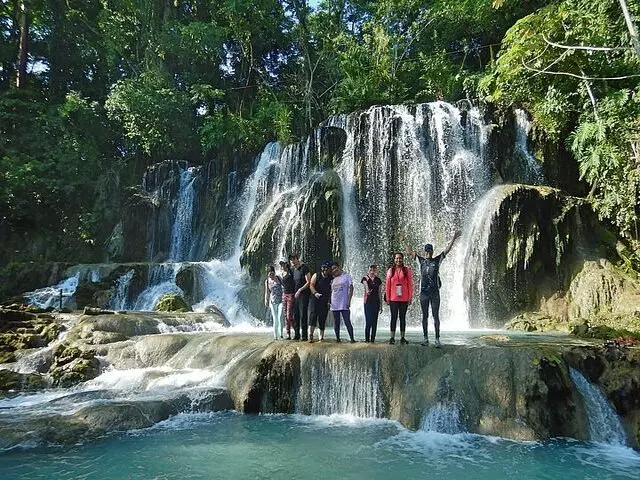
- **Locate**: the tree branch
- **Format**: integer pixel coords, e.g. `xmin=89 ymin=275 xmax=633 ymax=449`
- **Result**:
xmin=521 ymin=60 xmax=640 ymax=80
xmin=542 ymin=34 xmax=631 ymax=52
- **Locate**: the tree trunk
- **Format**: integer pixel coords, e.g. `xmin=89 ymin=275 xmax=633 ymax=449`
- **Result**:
xmin=16 ymin=2 xmax=28 ymax=88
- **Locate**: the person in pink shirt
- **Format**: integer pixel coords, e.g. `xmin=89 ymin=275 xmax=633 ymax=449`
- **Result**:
xmin=385 ymin=253 xmax=413 ymax=345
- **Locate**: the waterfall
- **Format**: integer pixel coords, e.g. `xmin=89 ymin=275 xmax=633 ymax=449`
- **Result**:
xmin=133 ymin=264 xmax=183 ymax=311
xmin=454 ymin=186 xmax=510 ymax=326
xmin=570 ymin=368 xmax=627 ymax=445
xmin=514 ymin=109 xmax=544 ymax=185
xmin=169 ymin=166 xmax=198 ymax=262
xmin=328 ymin=103 xmax=492 ymax=329
xmin=297 ymin=353 xmax=383 ymax=418
xmin=189 ymin=143 xmax=283 ymax=323
xmin=421 ymin=403 xmax=465 ymax=434
xmin=25 ymin=273 xmax=80 ymax=309
xmin=109 ymin=269 xmax=135 ymax=311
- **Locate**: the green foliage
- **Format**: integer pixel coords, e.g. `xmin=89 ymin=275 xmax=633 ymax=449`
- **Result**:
xmin=2 ymin=0 xmax=639 ymax=266
xmin=105 ymin=70 xmax=198 ymax=159
xmin=483 ymin=0 xmax=640 ymax=240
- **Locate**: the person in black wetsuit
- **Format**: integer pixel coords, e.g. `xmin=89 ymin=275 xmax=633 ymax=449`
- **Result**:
xmin=404 ymin=231 xmax=461 ymax=348
xmin=290 ymin=253 xmax=311 ymax=341
xmin=361 ymin=264 xmax=383 ymax=343
xmin=308 ymin=260 xmax=333 ymax=342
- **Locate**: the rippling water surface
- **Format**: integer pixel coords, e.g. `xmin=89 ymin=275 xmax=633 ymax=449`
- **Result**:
xmin=2 ymin=412 xmax=639 ymax=480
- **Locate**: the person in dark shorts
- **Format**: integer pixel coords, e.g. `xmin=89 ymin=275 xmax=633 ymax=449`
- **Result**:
xmin=404 ymin=231 xmax=460 ymax=347
xmin=361 ymin=265 xmax=383 ymax=343
xmin=308 ymin=260 xmax=333 ymax=342
xmin=279 ymin=260 xmax=296 ymax=340
xmin=290 ymin=253 xmax=312 ymax=341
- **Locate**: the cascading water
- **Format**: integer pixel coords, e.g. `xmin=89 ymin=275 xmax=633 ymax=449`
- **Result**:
xmin=169 ymin=166 xmax=198 ymax=262
xmin=421 ymin=403 xmax=465 ymax=434
xmin=329 ymin=103 xmax=492 ymax=329
xmin=24 ymin=273 xmax=80 ymax=310
xmin=514 ymin=109 xmax=544 ymax=185
xmin=569 ymin=368 xmax=627 ymax=445
xmin=133 ymin=264 xmax=183 ymax=311
xmin=297 ymin=353 xmax=383 ymax=418
xmin=109 ymin=269 xmax=135 ymax=311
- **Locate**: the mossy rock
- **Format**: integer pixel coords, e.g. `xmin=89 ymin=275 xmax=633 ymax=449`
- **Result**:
xmin=0 ymin=369 xmax=47 ymax=392
xmin=49 ymin=343 xmax=101 ymax=387
xmin=154 ymin=294 xmax=192 ymax=313
xmin=0 ymin=350 xmax=16 ymax=363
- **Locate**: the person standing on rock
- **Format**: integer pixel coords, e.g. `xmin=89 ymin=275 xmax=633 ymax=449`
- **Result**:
xmin=264 ymin=265 xmax=284 ymax=339
xmin=330 ymin=261 xmax=356 ymax=343
xmin=290 ymin=253 xmax=312 ymax=341
xmin=404 ymin=231 xmax=461 ymax=347
xmin=308 ymin=261 xmax=333 ymax=343
xmin=361 ymin=264 xmax=383 ymax=343
xmin=279 ymin=260 xmax=296 ymax=340
xmin=385 ymin=253 xmax=413 ymax=345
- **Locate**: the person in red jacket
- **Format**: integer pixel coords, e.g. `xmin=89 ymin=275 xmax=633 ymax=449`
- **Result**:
xmin=385 ymin=253 xmax=413 ymax=345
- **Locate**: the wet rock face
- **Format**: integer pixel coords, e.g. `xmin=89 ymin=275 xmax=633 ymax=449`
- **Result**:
xmin=49 ymin=344 xmax=101 ymax=388
xmin=0 ymin=388 xmax=233 ymax=449
xmin=0 ymin=306 xmax=62 ymax=363
xmin=465 ymin=185 xmax=619 ymax=327
xmin=0 ymin=369 xmax=47 ymax=393
xmin=240 ymin=169 xmax=344 ymax=278
xmin=227 ymin=339 xmax=591 ymax=442
xmin=243 ymin=349 xmax=301 ymax=414
xmin=154 ymin=293 xmax=192 ymax=312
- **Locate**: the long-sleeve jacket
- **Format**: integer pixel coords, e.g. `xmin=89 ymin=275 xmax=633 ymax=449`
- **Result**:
xmin=385 ymin=266 xmax=413 ymax=302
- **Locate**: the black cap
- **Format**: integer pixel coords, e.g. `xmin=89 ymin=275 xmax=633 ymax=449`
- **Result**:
xmin=424 ymin=244 xmax=434 ymax=252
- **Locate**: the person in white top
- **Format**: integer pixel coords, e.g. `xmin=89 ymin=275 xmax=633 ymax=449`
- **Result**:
xmin=329 ymin=261 xmax=355 ymax=343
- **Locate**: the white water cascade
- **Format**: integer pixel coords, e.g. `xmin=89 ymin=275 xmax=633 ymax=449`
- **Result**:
xmin=169 ymin=166 xmax=198 ymax=262
xmin=421 ymin=403 xmax=465 ymax=434
xmin=109 ymin=269 xmax=135 ymax=311
xmin=297 ymin=353 xmax=383 ymax=418
xmin=570 ymin=368 xmax=627 ymax=445
xmin=514 ymin=109 xmax=544 ymax=185
xmin=24 ymin=273 xmax=80 ymax=310
xmin=329 ymin=103 xmax=492 ymax=329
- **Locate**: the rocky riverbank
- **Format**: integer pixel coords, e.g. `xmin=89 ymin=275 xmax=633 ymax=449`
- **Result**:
xmin=1 ymin=309 xmax=639 ymax=450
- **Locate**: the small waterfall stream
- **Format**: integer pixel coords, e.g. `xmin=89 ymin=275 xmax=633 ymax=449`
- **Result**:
xmin=421 ymin=403 xmax=465 ymax=434
xmin=168 ymin=166 xmax=198 ymax=262
xmin=570 ymin=368 xmax=627 ymax=445
xmin=24 ymin=273 xmax=80 ymax=310
xmin=297 ymin=353 xmax=383 ymax=418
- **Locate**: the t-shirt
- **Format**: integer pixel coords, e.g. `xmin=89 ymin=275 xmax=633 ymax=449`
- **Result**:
xmin=293 ymin=264 xmax=311 ymax=296
xmin=267 ymin=276 xmax=283 ymax=304
xmin=361 ymin=275 xmax=382 ymax=305
xmin=281 ymin=267 xmax=296 ymax=294
xmin=417 ymin=253 xmax=445 ymax=295
xmin=330 ymin=273 xmax=353 ymax=311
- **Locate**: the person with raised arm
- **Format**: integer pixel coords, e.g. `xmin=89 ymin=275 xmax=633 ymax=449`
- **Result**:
xmin=404 ymin=231 xmax=461 ymax=348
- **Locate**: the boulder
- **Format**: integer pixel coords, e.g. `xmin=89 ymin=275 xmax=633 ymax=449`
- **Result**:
xmin=154 ymin=294 xmax=192 ymax=313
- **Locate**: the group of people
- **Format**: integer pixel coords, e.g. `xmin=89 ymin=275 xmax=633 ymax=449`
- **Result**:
xmin=264 ymin=231 xmax=461 ymax=347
